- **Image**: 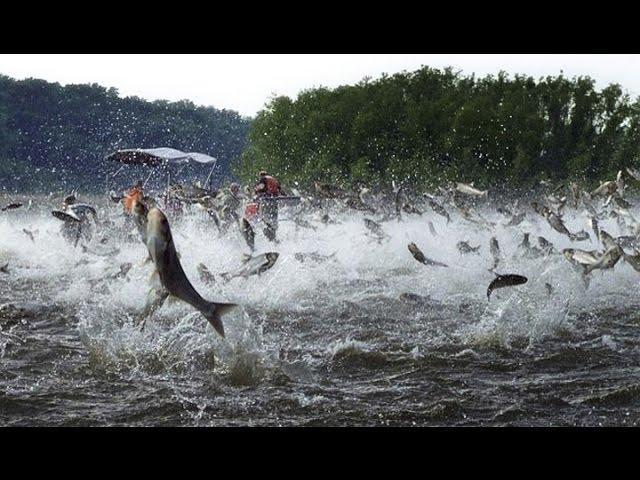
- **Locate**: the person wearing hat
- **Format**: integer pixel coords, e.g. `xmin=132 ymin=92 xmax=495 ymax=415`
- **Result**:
xmin=254 ymin=171 xmax=282 ymax=197
xmin=253 ymin=171 xmax=284 ymax=241
xmin=122 ymin=180 xmax=145 ymax=213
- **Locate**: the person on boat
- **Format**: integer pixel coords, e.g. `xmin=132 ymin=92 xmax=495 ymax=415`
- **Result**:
xmin=254 ymin=171 xmax=284 ymax=241
xmin=122 ymin=180 xmax=145 ymax=213
xmin=254 ymin=171 xmax=283 ymax=198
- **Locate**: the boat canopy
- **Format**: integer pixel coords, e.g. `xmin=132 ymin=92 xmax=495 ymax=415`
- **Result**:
xmin=105 ymin=147 xmax=217 ymax=167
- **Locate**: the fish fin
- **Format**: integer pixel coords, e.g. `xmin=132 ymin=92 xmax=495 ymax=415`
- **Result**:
xmin=166 ymin=295 xmax=180 ymax=305
xmin=203 ymin=302 xmax=237 ymax=338
xmin=149 ymin=269 xmax=162 ymax=288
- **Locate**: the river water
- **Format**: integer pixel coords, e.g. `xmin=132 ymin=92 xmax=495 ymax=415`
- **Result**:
xmin=1 ymin=194 xmax=639 ymax=426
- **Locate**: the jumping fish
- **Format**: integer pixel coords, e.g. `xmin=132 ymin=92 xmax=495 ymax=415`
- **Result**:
xmin=592 ymin=180 xmax=617 ymax=198
xmin=487 ymin=273 xmax=528 ymax=300
xmin=144 ymin=207 xmax=236 ymax=337
xmin=220 ymin=252 xmax=280 ymax=282
xmin=364 ymin=218 xmax=388 ymax=241
xmin=490 ymin=237 xmax=501 ymax=270
xmin=1 ymin=203 xmax=23 ymax=211
xmin=537 ymin=236 xmax=554 ymax=254
xmin=457 ymin=241 xmax=481 ymax=255
xmin=407 ymin=242 xmax=448 ymax=268
xmin=456 ymin=183 xmax=488 ymax=198
xmin=583 ymin=246 xmax=622 ymax=274
xmin=240 ymin=217 xmax=255 ymax=251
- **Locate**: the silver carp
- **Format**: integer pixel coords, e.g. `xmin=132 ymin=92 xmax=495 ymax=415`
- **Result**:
xmin=407 ymin=242 xmax=448 ymax=268
xmin=145 ymin=207 xmax=236 ymax=337
xmin=456 ymin=183 xmax=488 ymax=198
xmin=487 ymin=273 xmax=528 ymax=300
xmin=220 ymin=252 xmax=279 ymax=281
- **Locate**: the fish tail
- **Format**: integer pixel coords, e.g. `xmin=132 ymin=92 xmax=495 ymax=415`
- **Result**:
xmin=203 ymin=302 xmax=237 ymax=338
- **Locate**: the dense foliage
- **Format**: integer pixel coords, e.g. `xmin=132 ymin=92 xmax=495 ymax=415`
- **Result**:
xmin=236 ymin=67 xmax=640 ymax=192
xmin=0 ymin=75 xmax=251 ymax=192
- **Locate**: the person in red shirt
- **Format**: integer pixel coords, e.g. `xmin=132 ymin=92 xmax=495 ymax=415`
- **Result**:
xmin=122 ymin=180 xmax=145 ymax=213
xmin=254 ymin=171 xmax=283 ymax=197
xmin=253 ymin=170 xmax=283 ymax=241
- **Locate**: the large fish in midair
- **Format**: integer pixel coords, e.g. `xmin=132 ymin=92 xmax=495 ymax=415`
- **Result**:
xmin=220 ymin=252 xmax=279 ymax=282
xmin=591 ymin=180 xmax=617 ymax=198
xmin=428 ymin=221 xmax=438 ymax=237
xmin=626 ymin=167 xmax=640 ymax=182
xmin=407 ymin=242 xmax=448 ymax=268
xmin=487 ymin=273 xmax=528 ymax=300
xmin=616 ymin=170 xmax=625 ymax=197
xmin=1 ymin=203 xmax=23 ymax=211
xmin=599 ymin=229 xmax=618 ymax=251
xmin=144 ymin=207 xmax=236 ymax=337
xmin=239 ymin=217 xmax=255 ymax=252
xmin=583 ymin=246 xmax=623 ymax=274
xmin=364 ymin=218 xmax=388 ymax=242
xmin=588 ymin=216 xmax=600 ymax=242
xmin=545 ymin=211 xmax=576 ymax=240
xmin=456 ymin=183 xmax=488 ymax=198
xmin=563 ymin=248 xmax=601 ymax=268
xmin=457 ymin=241 xmax=481 ymax=255
xmin=489 ymin=237 xmax=501 ymax=270
xmin=294 ymin=251 xmax=337 ymax=264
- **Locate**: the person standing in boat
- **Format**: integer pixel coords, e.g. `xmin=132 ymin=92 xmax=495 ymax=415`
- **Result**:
xmin=254 ymin=171 xmax=284 ymax=241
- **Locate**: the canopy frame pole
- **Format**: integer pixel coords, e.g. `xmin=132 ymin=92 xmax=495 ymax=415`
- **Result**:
xmin=204 ymin=159 xmax=218 ymax=191
xmin=142 ymin=170 xmax=154 ymax=188
xmin=164 ymin=167 xmax=171 ymax=208
xmin=111 ymin=164 xmax=127 ymax=178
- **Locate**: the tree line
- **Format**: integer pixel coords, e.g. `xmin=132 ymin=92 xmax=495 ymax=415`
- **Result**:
xmin=3 ymin=68 xmax=639 ymax=196
xmin=235 ymin=67 xmax=640 ymax=193
xmin=0 ymin=75 xmax=251 ymax=192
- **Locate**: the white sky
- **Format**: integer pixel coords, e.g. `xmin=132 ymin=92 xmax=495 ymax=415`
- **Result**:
xmin=1 ymin=54 xmax=639 ymax=117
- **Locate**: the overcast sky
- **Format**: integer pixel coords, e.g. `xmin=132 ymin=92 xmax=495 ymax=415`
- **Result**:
xmin=1 ymin=54 xmax=639 ymax=117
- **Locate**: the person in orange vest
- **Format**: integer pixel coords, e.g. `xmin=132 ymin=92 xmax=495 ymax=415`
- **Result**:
xmin=254 ymin=171 xmax=283 ymax=197
xmin=122 ymin=180 xmax=145 ymax=214
xmin=253 ymin=170 xmax=283 ymax=241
